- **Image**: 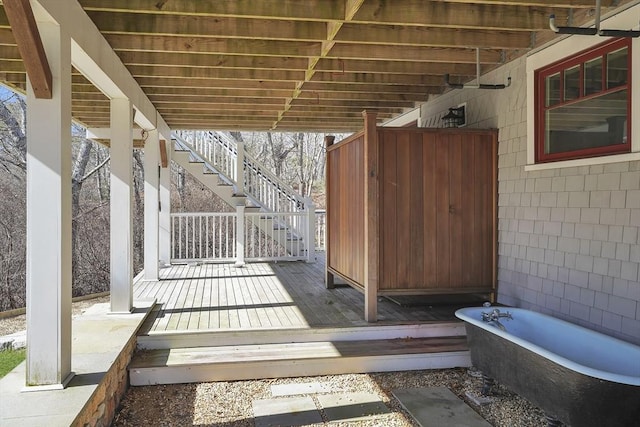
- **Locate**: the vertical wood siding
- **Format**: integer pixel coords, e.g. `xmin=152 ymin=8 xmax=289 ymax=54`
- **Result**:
xmin=378 ymin=128 xmax=497 ymax=293
xmin=327 ymin=127 xmax=497 ymax=298
xmin=327 ymin=132 xmax=366 ymax=286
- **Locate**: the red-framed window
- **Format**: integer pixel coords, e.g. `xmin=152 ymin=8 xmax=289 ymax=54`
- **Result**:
xmin=535 ymin=38 xmax=631 ymax=163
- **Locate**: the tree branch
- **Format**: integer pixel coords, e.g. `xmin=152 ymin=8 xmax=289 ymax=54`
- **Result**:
xmin=79 ymin=154 xmax=110 ymax=183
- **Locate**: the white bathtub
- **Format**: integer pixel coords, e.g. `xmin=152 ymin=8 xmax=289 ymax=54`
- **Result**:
xmin=456 ymin=306 xmax=640 ymax=426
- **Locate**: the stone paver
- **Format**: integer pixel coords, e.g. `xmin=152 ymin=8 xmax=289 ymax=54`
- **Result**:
xmin=316 ymin=392 xmax=390 ymax=423
xmin=252 ymin=396 xmax=322 ymax=427
xmin=392 ymin=387 xmax=491 ymax=427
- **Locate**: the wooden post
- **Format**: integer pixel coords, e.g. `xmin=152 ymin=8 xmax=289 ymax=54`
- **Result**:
xmin=324 ymin=135 xmax=335 ymax=289
xmin=25 ymin=20 xmax=73 ymax=389
xmin=363 ymin=111 xmax=379 ymax=322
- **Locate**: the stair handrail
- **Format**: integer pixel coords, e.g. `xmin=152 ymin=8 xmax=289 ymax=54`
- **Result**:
xmin=175 ymin=130 xmax=307 ymax=213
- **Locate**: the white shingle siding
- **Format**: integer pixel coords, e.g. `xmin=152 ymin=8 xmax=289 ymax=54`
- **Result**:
xmin=418 ymin=25 xmax=640 ymax=343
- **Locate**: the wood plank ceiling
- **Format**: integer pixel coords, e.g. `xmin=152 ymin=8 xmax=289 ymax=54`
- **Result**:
xmin=0 ymin=0 xmax=625 ymax=132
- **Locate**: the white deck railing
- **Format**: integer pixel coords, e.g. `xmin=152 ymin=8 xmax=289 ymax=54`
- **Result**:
xmin=315 ymin=209 xmax=326 ymax=251
xmin=171 ymin=210 xmax=325 ymax=263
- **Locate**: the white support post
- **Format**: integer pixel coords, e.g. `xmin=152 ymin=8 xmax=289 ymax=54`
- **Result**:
xmin=159 ymin=139 xmax=171 ymax=266
xmin=236 ymin=138 xmax=245 ymax=196
xmin=235 ymin=204 xmax=246 ymax=267
xmin=306 ymin=199 xmax=316 ymax=263
xmin=110 ymin=98 xmax=133 ymax=313
xmin=143 ymin=130 xmax=160 ymax=280
xmin=25 ymin=20 xmax=73 ymax=389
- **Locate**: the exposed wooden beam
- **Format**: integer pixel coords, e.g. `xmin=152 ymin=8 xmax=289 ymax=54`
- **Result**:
xmin=134 ymin=76 xmax=296 ymax=90
xmin=79 ymin=0 xmax=343 ymax=21
xmin=316 ymin=58 xmax=488 ymax=75
xmin=142 ymin=87 xmax=294 ymax=98
xmin=0 ymin=45 xmax=21 ymax=59
xmin=143 ymin=86 xmax=428 ymax=102
xmin=125 ymin=65 xmax=305 ymax=82
xmin=86 ymin=11 xmax=328 ymax=41
xmin=106 ymin=35 xmax=321 ymax=58
xmin=311 ymin=72 xmax=457 ymax=85
xmin=327 ymin=44 xmax=504 ymax=63
xmin=2 ymin=0 xmax=627 ymax=132
xmin=300 ymin=81 xmax=440 ymax=94
xmin=351 ymin=1 xmax=567 ymax=31
xmin=2 ymin=0 xmax=51 ymax=98
xmin=334 ymin=24 xmax=532 ymax=49
xmin=275 ymin=0 xmax=366 ymax=128
xmin=77 ymin=0 xmax=606 ymax=20
xmin=151 ymin=95 xmax=285 ymax=105
xmin=156 ymin=103 xmax=285 ymax=112
xmin=290 ymin=98 xmax=416 ymax=108
xmin=148 ymin=95 xmax=287 ymax=105
xmin=114 ymin=51 xmax=310 ymax=71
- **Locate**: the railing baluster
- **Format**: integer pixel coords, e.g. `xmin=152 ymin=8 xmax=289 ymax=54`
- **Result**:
xmin=198 ymin=215 xmax=203 ymax=259
xmin=178 ymin=216 xmax=183 ymax=260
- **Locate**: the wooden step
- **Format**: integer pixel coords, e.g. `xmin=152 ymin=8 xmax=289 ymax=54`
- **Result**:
xmin=129 ymin=336 xmax=470 ymax=385
xmin=137 ymin=322 xmax=466 ymax=350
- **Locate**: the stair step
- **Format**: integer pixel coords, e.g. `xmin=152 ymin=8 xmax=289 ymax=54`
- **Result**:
xmin=137 ymin=322 xmax=466 ymax=350
xmin=129 ymin=336 xmax=470 ymax=385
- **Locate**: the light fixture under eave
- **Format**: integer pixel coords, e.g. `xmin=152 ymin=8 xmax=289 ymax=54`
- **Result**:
xmin=549 ymin=0 xmax=640 ymax=38
xmin=442 ymin=106 xmax=465 ymax=128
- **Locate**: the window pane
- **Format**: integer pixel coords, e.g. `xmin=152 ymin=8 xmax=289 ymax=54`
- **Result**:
xmin=545 ymin=89 xmax=627 ymax=155
xmin=584 ymin=56 xmax=603 ymax=95
xmin=607 ymin=47 xmax=628 ymax=89
xmin=545 ymin=73 xmax=561 ymax=107
xmin=564 ymin=65 xmax=580 ymax=101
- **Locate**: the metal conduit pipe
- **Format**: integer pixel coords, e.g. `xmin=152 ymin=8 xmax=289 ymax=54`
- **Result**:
xmin=444 ymin=48 xmax=511 ymax=90
xmin=549 ymin=0 xmax=640 ymax=38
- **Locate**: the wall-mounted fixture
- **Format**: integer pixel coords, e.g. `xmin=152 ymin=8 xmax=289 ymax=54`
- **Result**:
xmin=549 ymin=0 xmax=640 ymax=37
xmin=444 ymin=48 xmax=511 ymax=90
xmin=442 ymin=105 xmax=466 ymax=128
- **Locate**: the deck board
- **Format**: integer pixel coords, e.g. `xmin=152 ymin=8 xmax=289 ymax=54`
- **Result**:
xmin=134 ymin=253 xmax=477 ymax=335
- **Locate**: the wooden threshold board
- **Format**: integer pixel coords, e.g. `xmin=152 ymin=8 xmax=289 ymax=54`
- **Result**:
xmin=129 ymin=336 xmax=470 ymax=385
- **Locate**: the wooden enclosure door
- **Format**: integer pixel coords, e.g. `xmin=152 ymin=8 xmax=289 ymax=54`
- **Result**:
xmin=379 ymin=129 xmax=496 ymax=294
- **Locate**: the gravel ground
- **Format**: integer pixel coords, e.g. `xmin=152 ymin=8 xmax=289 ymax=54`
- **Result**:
xmin=112 ymin=370 xmax=547 ymax=427
xmin=1 ymin=299 xmax=546 ymax=426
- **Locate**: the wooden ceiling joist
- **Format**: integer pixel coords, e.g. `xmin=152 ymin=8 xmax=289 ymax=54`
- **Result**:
xmin=1 ymin=0 xmax=627 ymax=131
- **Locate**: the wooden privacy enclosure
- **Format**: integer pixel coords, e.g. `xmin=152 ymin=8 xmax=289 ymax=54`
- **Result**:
xmin=326 ymin=113 xmax=497 ymax=321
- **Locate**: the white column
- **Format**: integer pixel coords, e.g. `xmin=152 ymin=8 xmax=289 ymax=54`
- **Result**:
xmin=143 ymin=130 xmax=160 ymax=280
xmin=236 ymin=139 xmax=245 ymax=196
xmin=159 ymin=139 xmax=171 ymax=265
xmin=305 ymin=198 xmax=316 ymax=263
xmin=235 ymin=205 xmax=246 ymax=266
xmin=25 ymin=21 xmax=73 ymax=389
xmin=110 ymin=98 xmax=133 ymax=313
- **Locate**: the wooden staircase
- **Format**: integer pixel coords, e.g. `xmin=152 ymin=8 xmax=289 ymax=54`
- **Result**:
xmin=171 ymin=143 xmax=307 ymax=257
xmin=129 ymin=322 xmax=471 ymax=386
xmin=172 ymin=148 xmax=252 ymax=208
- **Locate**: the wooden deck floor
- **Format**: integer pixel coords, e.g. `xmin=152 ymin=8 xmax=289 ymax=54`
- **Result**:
xmin=134 ymin=253 xmax=481 ymax=334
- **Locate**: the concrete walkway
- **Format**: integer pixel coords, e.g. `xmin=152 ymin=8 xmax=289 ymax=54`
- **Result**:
xmin=0 ymin=300 xmax=154 ymax=427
